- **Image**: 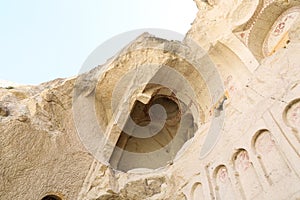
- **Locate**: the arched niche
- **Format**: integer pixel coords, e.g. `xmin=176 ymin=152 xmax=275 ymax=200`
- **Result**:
xmin=252 ymin=129 xmax=290 ymax=184
xmin=282 ymin=98 xmax=300 ymax=155
xmin=248 ymin=2 xmax=300 ymax=61
xmin=214 ymin=165 xmax=235 ymax=200
xmin=232 ymin=149 xmax=262 ymax=199
xmin=208 ymin=41 xmax=252 ymax=98
xmin=190 ymin=182 xmax=205 ymax=200
xmin=262 ymin=6 xmax=300 ymax=57
xmin=284 ymin=98 xmax=300 ymax=133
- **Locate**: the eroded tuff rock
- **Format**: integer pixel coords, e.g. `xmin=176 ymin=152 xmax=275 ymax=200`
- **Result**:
xmin=1 ymin=0 xmax=300 ymax=199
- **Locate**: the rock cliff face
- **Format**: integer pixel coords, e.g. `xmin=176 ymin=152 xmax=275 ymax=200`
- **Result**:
xmin=1 ymin=0 xmax=300 ymax=199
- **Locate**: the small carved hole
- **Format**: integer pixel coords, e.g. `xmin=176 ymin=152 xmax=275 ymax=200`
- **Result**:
xmin=41 ymin=195 xmax=62 ymax=200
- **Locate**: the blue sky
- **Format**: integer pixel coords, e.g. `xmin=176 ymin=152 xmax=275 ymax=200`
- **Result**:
xmin=0 ymin=0 xmax=197 ymax=84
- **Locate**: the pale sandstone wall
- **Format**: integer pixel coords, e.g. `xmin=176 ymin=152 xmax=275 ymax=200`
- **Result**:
xmin=0 ymin=79 xmax=94 ymax=199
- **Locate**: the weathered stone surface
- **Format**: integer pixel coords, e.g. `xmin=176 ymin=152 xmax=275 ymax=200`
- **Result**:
xmin=1 ymin=1 xmax=300 ymax=199
xmin=0 ymin=79 xmax=94 ymax=199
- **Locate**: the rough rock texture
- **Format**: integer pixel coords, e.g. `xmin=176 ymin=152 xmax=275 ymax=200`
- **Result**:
xmin=1 ymin=0 xmax=300 ymax=199
xmin=0 ymin=79 xmax=94 ymax=199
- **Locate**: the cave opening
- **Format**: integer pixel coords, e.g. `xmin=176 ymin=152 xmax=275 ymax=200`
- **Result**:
xmin=41 ymin=195 xmax=62 ymax=200
xmin=109 ymin=88 xmax=197 ymax=172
